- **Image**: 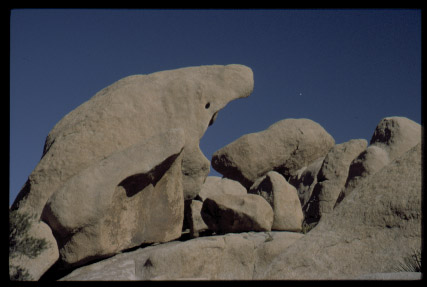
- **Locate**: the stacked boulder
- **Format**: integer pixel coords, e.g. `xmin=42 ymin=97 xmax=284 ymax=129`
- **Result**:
xmin=211 ymin=118 xmax=336 ymax=188
xmin=9 ymin=63 xmax=422 ymax=281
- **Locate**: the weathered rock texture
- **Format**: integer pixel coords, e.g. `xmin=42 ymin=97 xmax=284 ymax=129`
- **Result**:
xmin=60 ymin=232 xmax=304 ymax=281
xmin=304 ymin=139 xmax=367 ymax=222
xmin=249 ymin=171 xmax=303 ymax=232
xmin=263 ymin=143 xmax=422 ymax=280
xmin=211 ymin=118 xmax=335 ymax=189
xmin=41 ymin=129 xmax=185 ymax=267
xmin=201 ymin=194 xmax=274 ymax=233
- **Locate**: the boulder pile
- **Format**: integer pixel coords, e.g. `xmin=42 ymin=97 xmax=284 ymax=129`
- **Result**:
xmin=9 ymin=64 xmax=422 ymax=281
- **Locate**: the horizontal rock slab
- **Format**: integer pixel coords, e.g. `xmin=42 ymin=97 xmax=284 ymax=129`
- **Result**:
xmin=60 ymin=231 xmax=304 ymax=281
xmin=201 ymin=194 xmax=274 ymax=233
xmin=354 ymin=272 xmax=422 ymax=280
xmin=212 ymin=118 xmax=335 ymax=189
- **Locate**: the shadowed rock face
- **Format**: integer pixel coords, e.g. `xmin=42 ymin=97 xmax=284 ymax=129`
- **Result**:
xmin=201 ymin=194 xmax=274 ymax=233
xmin=12 ymin=64 xmax=254 ymax=216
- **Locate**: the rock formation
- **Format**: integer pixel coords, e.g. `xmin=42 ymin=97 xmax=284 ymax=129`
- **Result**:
xmin=211 ymin=118 xmax=335 ymax=189
xmin=10 ymin=64 xmax=254 ymax=278
xmin=9 ymin=64 xmax=422 ymax=281
xmin=264 ymin=143 xmax=422 ymax=279
xmin=12 ymin=64 xmax=254 ymax=216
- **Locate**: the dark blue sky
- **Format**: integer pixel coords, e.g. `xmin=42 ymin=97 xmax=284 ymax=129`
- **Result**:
xmin=10 ymin=9 xmax=421 ymax=205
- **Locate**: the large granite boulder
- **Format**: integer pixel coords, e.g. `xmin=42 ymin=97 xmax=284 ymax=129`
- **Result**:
xmin=12 ymin=64 xmax=254 ymax=217
xmin=263 ymin=143 xmax=422 ymax=280
xmin=211 ymin=118 xmax=335 ymax=189
xmin=10 ymin=64 xmax=253 ymax=275
xmin=249 ymin=171 xmax=303 ymax=232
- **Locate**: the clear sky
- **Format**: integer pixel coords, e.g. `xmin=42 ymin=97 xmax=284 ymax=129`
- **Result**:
xmin=10 ymin=9 xmax=421 ymax=206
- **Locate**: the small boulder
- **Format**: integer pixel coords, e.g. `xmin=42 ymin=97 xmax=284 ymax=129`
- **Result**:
xmin=201 ymin=194 xmax=274 ymax=233
xmin=249 ymin=171 xmax=303 ymax=232
xmin=211 ymin=118 xmax=335 ymax=189
xmin=198 ymin=176 xmax=247 ymax=201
